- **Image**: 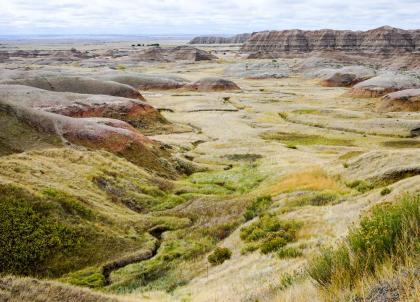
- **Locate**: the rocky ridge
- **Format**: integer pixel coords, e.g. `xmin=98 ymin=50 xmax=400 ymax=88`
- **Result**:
xmin=241 ymin=26 xmax=420 ymax=55
xmin=189 ymin=33 xmax=251 ymax=44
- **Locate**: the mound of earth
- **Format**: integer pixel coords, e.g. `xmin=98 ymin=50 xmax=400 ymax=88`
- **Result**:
xmin=0 ymin=100 xmax=176 ymax=175
xmin=350 ymin=74 xmax=420 ymax=97
xmin=131 ymin=46 xmax=218 ymax=62
xmin=377 ymin=88 xmax=420 ymax=112
xmin=342 ymin=150 xmax=420 ymax=185
xmin=1 ymin=76 xmax=144 ymax=100
xmin=224 ymin=61 xmax=289 ymax=79
xmin=309 ymin=65 xmax=376 ymax=87
xmin=0 ymin=84 xmax=167 ymax=134
xmin=0 ymin=276 xmax=118 ymax=302
xmin=103 ymin=73 xmax=190 ymax=90
xmin=184 ymin=77 xmax=241 ymax=92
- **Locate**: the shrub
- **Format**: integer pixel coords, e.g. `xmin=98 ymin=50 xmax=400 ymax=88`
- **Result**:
xmin=243 ymin=195 xmax=272 ymax=221
xmin=208 ymin=247 xmax=232 ymax=265
xmin=286 ymin=192 xmax=338 ymax=208
xmin=380 ymin=187 xmax=392 ymax=196
xmin=308 ymin=194 xmax=420 ymax=290
xmin=346 ymin=180 xmax=374 ymax=193
xmin=277 ymin=247 xmax=303 ymax=259
xmin=240 ymin=214 xmax=301 ymax=254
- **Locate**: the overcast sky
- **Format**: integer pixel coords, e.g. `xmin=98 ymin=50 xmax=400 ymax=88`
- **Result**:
xmin=1 ymin=0 xmax=419 ymax=35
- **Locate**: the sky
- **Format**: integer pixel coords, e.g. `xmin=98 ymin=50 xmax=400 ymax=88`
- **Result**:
xmin=0 ymin=0 xmax=419 ymax=35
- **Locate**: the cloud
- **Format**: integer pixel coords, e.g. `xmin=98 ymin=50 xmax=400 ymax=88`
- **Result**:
xmin=0 ymin=0 xmax=418 ymax=35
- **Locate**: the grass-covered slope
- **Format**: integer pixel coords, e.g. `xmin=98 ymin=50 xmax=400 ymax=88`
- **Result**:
xmin=0 ymin=148 xmax=191 ymax=282
xmin=0 ymin=276 xmax=119 ymax=302
xmin=308 ymin=193 xmax=420 ymax=301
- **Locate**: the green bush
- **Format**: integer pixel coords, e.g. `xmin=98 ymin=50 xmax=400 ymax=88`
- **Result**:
xmin=308 ymin=194 xmax=420 ymax=289
xmin=208 ymin=247 xmax=232 ymax=265
xmin=240 ymin=214 xmax=301 ymax=254
xmin=346 ymin=180 xmax=374 ymax=193
xmin=380 ymin=187 xmax=392 ymax=196
xmin=243 ymin=195 xmax=272 ymax=221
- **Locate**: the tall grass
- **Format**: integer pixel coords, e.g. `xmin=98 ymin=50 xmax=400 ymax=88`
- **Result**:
xmin=308 ymin=194 xmax=420 ymax=290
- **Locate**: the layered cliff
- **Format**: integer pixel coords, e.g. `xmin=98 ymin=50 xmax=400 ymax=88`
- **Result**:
xmin=241 ymin=26 xmax=419 ymax=55
xmin=189 ymin=33 xmax=251 ymax=44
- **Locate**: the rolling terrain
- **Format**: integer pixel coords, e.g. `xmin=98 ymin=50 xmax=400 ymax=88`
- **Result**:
xmin=0 ymin=29 xmax=419 ymax=301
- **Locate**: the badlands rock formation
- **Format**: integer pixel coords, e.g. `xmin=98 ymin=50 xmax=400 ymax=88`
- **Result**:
xmin=130 ymin=46 xmax=218 ymax=62
xmin=0 ymin=85 xmax=175 ymax=175
xmin=350 ymin=74 xmax=420 ymax=97
xmin=225 ymin=61 xmax=289 ymax=79
xmin=189 ymin=33 xmax=251 ymax=44
xmin=242 ymin=26 xmax=419 ymax=55
xmin=103 ymin=73 xmax=190 ymax=90
xmin=307 ymin=66 xmax=376 ymax=87
xmin=1 ymin=76 xmax=144 ymax=100
xmin=184 ymin=77 xmax=241 ymax=92
xmin=377 ymin=88 xmax=420 ymax=112
xmin=0 ymin=85 xmax=168 ymax=134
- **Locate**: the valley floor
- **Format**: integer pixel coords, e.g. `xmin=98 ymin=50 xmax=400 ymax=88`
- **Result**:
xmin=0 ymin=41 xmax=419 ymax=302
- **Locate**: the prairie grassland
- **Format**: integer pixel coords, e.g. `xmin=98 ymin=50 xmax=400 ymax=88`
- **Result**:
xmin=261 ymin=168 xmax=344 ymax=196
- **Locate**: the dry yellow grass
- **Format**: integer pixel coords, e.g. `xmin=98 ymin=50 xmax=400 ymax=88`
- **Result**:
xmin=261 ymin=168 xmax=343 ymax=196
xmin=0 ymin=276 xmax=119 ymax=302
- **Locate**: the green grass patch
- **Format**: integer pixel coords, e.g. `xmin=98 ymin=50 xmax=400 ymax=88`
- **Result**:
xmin=184 ymin=164 xmax=265 ymax=195
xmin=292 ymin=109 xmax=321 ymax=114
xmin=240 ymin=214 xmax=302 ymax=254
xmin=338 ymin=151 xmax=364 ymax=160
xmin=224 ymin=153 xmax=262 ymax=162
xmin=108 ymin=233 xmax=215 ymax=293
xmin=60 ymin=267 xmax=105 ymax=288
xmin=261 ymin=131 xmax=354 ymax=147
xmin=382 ymin=140 xmax=420 ymax=148
xmin=308 ymin=194 xmax=420 ymax=290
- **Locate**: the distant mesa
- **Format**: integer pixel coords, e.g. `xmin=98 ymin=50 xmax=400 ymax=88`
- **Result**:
xmin=1 ymin=48 xmax=97 ymax=65
xmin=189 ymin=33 xmax=251 ymax=44
xmin=184 ymin=77 xmax=241 ymax=92
xmin=242 ymin=26 xmax=420 ymax=57
xmin=130 ymin=45 xmax=218 ymax=62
